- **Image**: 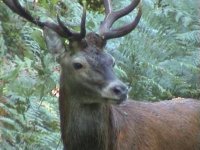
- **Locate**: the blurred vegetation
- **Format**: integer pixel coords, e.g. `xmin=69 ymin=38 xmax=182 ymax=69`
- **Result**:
xmin=79 ymin=0 xmax=104 ymax=12
xmin=0 ymin=0 xmax=199 ymax=149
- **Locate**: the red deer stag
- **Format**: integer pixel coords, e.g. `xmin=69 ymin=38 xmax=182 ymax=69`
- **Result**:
xmin=3 ymin=0 xmax=200 ymax=150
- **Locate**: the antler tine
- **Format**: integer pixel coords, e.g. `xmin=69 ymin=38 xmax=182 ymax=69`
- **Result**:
xmin=80 ymin=6 xmax=87 ymax=39
xmin=103 ymin=4 xmax=142 ymax=40
xmin=104 ymin=0 xmax=112 ymax=15
xmin=57 ymin=6 xmax=86 ymax=40
xmin=99 ymin=0 xmax=141 ymax=40
xmin=114 ymin=0 xmax=140 ymax=22
xmin=3 ymin=0 xmax=86 ymax=40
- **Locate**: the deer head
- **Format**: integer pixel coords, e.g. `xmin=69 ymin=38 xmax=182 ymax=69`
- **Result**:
xmin=3 ymin=0 xmax=141 ymax=104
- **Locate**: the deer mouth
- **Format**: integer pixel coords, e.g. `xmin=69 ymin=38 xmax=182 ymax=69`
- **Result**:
xmin=103 ymin=95 xmax=127 ymax=105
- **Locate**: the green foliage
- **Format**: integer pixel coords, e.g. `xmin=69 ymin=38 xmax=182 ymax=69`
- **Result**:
xmin=79 ymin=0 xmax=104 ymax=12
xmin=107 ymin=0 xmax=200 ymax=100
xmin=0 ymin=1 xmax=62 ymax=149
xmin=0 ymin=0 xmax=199 ymax=149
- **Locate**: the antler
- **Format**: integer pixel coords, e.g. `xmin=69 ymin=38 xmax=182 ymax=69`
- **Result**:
xmin=99 ymin=0 xmax=142 ymax=40
xmin=2 ymin=0 xmax=86 ymax=40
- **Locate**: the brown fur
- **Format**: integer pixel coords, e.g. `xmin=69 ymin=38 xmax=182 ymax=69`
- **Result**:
xmin=111 ymin=99 xmax=200 ymax=150
xmin=59 ymin=80 xmax=200 ymax=150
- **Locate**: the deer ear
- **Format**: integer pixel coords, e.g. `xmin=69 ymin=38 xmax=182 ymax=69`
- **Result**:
xmin=43 ymin=27 xmax=65 ymax=56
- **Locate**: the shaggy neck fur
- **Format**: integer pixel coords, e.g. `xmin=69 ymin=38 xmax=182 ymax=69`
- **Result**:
xmin=65 ymin=103 xmax=111 ymax=150
xmin=59 ymin=75 xmax=115 ymax=150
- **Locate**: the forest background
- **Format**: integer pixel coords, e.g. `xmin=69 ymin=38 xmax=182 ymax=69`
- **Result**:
xmin=0 ymin=0 xmax=199 ymax=149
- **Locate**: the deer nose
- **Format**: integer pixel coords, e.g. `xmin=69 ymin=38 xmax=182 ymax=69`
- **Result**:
xmin=112 ymin=85 xmax=128 ymax=100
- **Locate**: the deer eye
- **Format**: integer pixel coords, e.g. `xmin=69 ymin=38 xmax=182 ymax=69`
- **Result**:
xmin=73 ymin=63 xmax=83 ymax=70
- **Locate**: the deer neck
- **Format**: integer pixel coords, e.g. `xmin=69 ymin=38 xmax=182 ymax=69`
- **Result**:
xmin=67 ymin=103 xmax=111 ymax=150
xmin=59 ymin=81 xmax=113 ymax=150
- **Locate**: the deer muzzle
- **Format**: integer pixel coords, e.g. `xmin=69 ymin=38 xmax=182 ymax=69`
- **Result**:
xmin=101 ymin=80 xmax=128 ymax=104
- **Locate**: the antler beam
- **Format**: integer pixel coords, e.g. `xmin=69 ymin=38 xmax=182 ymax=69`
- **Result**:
xmin=3 ymin=0 xmax=86 ymax=40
